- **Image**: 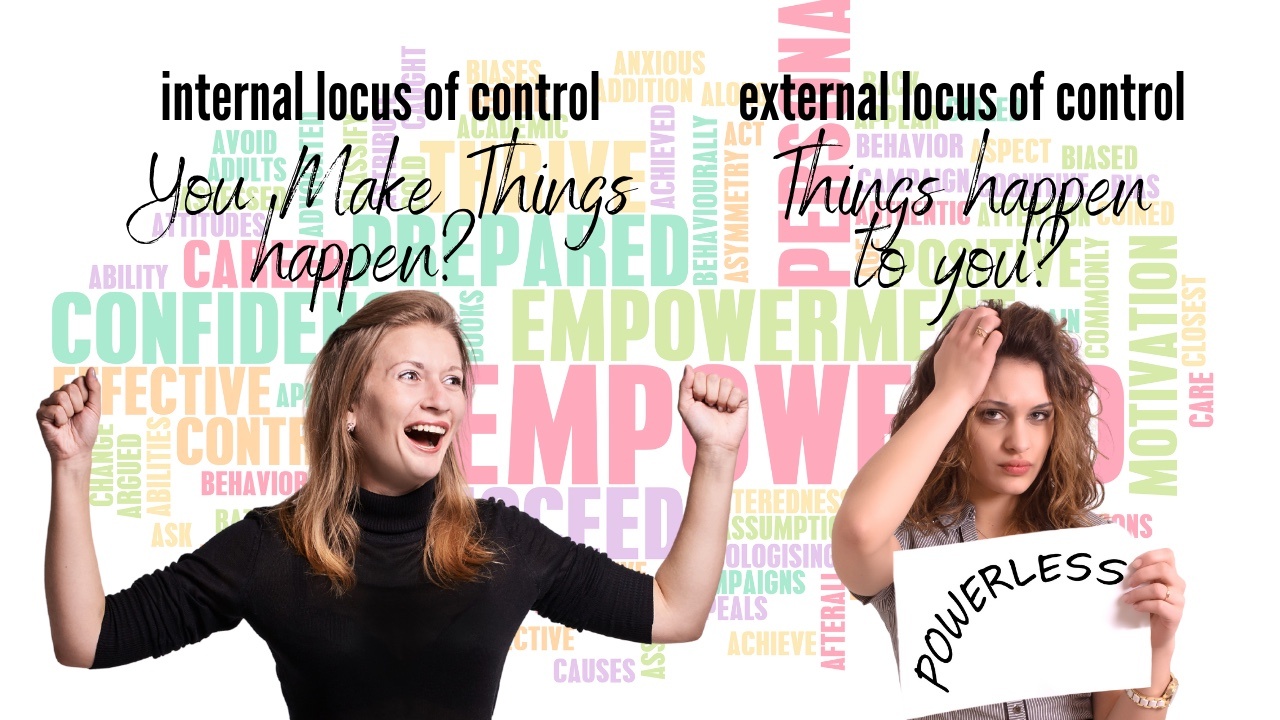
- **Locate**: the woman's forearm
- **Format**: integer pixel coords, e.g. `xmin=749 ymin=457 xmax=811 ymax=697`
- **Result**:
xmin=650 ymin=444 xmax=737 ymax=644
xmin=45 ymin=458 xmax=106 ymax=668
xmin=1096 ymin=645 xmax=1175 ymax=719
xmin=835 ymin=391 xmax=972 ymax=553
xmin=833 ymin=305 xmax=1001 ymax=577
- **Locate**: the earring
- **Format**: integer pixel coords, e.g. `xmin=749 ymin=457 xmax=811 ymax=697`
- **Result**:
xmin=346 ymin=422 xmax=355 ymax=434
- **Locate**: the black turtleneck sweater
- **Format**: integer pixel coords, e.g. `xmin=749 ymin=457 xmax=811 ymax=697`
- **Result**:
xmin=91 ymin=481 xmax=654 ymax=719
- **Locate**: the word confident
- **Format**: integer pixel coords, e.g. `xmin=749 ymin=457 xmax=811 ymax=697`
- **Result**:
xmin=126 ymin=130 xmax=631 ymax=310
xmin=160 ymin=70 xmax=600 ymax=122
xmin=913 ymin=552 xmax=1127 ymax=693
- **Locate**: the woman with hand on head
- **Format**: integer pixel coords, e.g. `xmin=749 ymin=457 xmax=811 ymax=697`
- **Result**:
xmin=41 ymin=289 xmax=748 ymax=720
xmin=832 ymin=301 xmax=1184 ymax=719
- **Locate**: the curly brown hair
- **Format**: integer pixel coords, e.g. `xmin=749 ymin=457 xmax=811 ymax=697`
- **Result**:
xmin=897 ymin=301 xmax=1104 ymax=535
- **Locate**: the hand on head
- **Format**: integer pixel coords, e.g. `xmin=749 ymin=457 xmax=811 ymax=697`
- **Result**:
xmin=677 ymin=365 xmax=748 ymax=455
xmin=38 ymin=369 xmax=102 ymax=463
xmin=933 ymin=306 xmax=1004 ymax=407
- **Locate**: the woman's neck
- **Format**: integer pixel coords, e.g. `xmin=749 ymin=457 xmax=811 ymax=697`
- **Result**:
xmin=359 ymin=476 xmax=432 ymax=497
xmin=353 ymin=478 xmax=438 ymax=533
xmin=970 ymin=493 xmax=1019 ymax=538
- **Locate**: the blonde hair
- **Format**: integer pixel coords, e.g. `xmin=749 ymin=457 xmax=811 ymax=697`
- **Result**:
xmin=275 ymin=291 xmax=493 ymax=592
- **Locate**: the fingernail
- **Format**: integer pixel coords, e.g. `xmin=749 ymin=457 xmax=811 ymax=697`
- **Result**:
xmin=89 ymin=367 xmax=96 ymax=379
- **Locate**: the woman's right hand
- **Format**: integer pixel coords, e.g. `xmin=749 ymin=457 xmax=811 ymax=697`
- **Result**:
xmin=37 ymin=369 xmax=102 ymax=464
xmin=42 ymin=368 xmax=109 ymax=669
xmin=931 ymin=306 xmax=1003 ymax=407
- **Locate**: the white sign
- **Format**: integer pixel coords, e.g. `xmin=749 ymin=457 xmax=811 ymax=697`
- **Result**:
xmin=894 ymin=524 xmax=1151 ymax=717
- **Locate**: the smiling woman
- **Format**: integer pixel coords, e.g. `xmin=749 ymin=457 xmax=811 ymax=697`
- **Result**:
xmin=351 ymin=325 xmax=470 ymax=496
xmin=279 ymin=291 xmax=497 ymax=592
xmin=39 ymin=289 xmax=749 ymax=720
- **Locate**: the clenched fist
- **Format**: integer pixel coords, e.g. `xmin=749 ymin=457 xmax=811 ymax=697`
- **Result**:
xmin=677 ymin=365 xmax=748 ymax=454
xmin=38 ymin=369 xmax=102 ymax=464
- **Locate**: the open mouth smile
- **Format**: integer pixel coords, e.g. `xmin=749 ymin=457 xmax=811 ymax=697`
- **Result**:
xmin=404 ymin=422 xmax=449 ymax=451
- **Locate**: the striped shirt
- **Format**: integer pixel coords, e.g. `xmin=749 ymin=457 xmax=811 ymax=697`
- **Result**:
xmin=856 ymin=505 xmax=1108 ymax=720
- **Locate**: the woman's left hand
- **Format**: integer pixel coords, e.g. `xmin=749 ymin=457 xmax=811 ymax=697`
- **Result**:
xmin=1122 ymin=548 xmax=1184 ymax=652
xmin=677 ymin=365 xmax=748 ymax=455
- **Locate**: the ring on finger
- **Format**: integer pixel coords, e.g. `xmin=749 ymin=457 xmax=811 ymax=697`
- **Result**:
xmin=974 ymin=325 xmax=989 ymax=339
xmin=1163 ymin=585 xmax=1173 ymax=602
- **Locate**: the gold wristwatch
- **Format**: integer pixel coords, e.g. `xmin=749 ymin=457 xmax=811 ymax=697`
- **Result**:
xmin=1125 ymin=673 xmax=1178 ymax=710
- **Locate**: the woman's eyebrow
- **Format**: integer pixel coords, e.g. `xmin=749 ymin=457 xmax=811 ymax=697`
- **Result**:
xmin=975 ymin=400 xmax=1054 ymax=410
xmin=394 ymin=361 xmax=463 ymax=372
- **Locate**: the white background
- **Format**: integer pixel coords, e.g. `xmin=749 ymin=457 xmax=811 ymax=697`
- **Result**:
xmin=2 ymin=1 xmax=1273 ymax=718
